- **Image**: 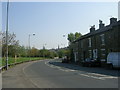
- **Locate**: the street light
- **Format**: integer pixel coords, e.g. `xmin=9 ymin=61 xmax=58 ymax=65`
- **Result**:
xmin=62 ymin=35 xmax=67 ymax=48
xmin=28 ymin=33 xmax=35 ymax=61
xmin=6 ymin=0 xmax=9 ymax=70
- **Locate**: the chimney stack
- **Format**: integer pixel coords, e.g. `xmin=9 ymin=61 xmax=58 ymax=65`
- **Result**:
xmin=110 ymin=17 xmax=117 ymax=25
xmin=90 ymin=25 xmax=95 ymax=33
xmin=99 ymin=20 xmax=105 ymax=29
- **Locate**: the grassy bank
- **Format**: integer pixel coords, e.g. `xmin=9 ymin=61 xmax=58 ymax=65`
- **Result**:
xmin=1 ymin=57 xmax=49 ymax=67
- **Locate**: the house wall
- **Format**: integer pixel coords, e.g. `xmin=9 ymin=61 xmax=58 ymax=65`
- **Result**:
xmin=71 ymin=19 xmax=120 ymax=66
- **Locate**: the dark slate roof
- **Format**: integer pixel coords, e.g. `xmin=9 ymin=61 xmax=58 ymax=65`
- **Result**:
xmin=73 ymin=20 xmax=120 ymax=43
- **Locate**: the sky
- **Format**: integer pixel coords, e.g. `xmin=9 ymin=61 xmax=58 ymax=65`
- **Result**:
xmin=2 ymin=2 xmax=118 ymax=49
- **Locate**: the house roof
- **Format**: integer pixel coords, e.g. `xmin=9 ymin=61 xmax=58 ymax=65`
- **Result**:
xmin=73 ymin=20 xmax=120 ymax=43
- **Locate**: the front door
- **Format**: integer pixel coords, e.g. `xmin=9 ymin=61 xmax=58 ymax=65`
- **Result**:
xmin=83 ymin=51 xmax=86 ymax=60
xmin=74 ymin=52 xmax=77 ymax=62
xmin=93 ymin=49 xmax=97 ymax=60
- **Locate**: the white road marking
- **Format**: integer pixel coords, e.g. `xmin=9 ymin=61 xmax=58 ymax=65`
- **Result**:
xmin=45 ymin=61 xmax=118 ymax=80
xmin=101 ymin=76 xmax=118 ymax=79
xmin=87 ymin=73 xmax=118 ymax=79
xmin=80 ymin=74 xmax=105 ymax=80
xmin=88 ymin=73 xmax=108 ymax=77
xmin=69 ymin=70 xmax=77 ymax=72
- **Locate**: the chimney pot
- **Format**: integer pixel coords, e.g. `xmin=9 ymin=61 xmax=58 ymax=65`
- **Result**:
xmin=90 ymin=25 xmax=95 ymax=33
xmin=99 ymin=20 xmax=105 ymax=29
xmin=110 ymin=17 xmax=117 ymax=24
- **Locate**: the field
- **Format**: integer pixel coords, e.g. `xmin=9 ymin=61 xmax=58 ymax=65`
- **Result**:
xmin=1 ymin=57 xmax=48 ymax=67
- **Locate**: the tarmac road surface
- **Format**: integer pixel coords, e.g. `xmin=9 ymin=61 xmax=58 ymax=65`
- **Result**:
xmin=2 ymin=59 xmax=119 ymax=88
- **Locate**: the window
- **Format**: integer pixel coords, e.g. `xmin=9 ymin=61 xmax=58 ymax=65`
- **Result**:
xmin=101 ymin=49 xmax=106 ymax=54
xmin=100 ymin=48 xmax=106 ymax=60
xmin=100 ymin=34 xmax=105 ymax=45
xmin=74 ymin=52 xmax=77 ymax=62
xmin=93 ymin=49 xmax=97 ymax=59
xmin=101 ymin=48 xmax=105 ymax=51
xmin=100 ymin=59 xmax=106 ymax=62
xmin=88 ymin=38 xmax=91 ymax=47
xmin=81 ymin=41 xmax=83 ymax=48
xmin=89 ymin=50 xmax=92 ymax=58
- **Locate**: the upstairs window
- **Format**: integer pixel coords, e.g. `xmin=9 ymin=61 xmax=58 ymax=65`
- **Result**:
xmin=88 ymin=38 xmax=91 ymax=47
xmin=100 ymin=34 xmax=105 ymax=45
xmin=81 ymin=41 xmax=83 ymax=48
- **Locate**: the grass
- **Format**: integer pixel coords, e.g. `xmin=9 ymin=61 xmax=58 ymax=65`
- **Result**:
xmin=1 ymin=57 xmax=49 ymax=67
xmin=0 ymin=58 xmax=2 ymax=67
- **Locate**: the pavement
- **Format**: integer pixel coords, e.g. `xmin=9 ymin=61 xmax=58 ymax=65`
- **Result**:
xmin=2 ymin=59 xmax=119 ymax=88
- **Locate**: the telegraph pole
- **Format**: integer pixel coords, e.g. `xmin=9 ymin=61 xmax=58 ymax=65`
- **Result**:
xmin=6 ymin=0 xmax=9 ymax=70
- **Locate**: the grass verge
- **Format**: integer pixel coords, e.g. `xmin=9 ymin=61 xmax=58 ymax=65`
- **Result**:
xmin=1 ymin=57 xmax=49 ymax=67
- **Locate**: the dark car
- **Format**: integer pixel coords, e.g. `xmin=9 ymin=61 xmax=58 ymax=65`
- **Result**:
xmin=81 ymin=58 xmax=91 ymax=67
xmin=62 ymin=56 xmax=70 ymax=63
xmin=81 ymin=58 xmax=100 ymax=67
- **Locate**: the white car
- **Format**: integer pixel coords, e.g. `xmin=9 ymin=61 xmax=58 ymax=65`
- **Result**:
xmin=107 ymin=52 xmax=120 ymax=68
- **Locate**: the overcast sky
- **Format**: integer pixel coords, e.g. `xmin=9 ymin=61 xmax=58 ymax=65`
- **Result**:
xmin=2 ymin=2 xmax=118 ymax=49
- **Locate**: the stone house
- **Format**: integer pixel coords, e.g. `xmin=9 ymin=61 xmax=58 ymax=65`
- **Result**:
xmin=70 ymin=18 xmax=120 ymax=66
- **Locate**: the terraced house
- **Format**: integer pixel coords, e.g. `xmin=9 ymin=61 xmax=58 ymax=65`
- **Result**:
xmin=71 ymin=17 xmax=120 ymax=67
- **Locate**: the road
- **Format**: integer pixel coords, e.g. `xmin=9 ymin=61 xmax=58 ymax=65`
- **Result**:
xmin=2 ymin=59 xmax=119 ymax=88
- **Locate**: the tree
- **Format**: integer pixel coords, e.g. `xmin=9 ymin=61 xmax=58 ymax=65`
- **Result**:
xmin=30 ymin=47 xmax=39 ymax=57
xmin=67 ymin=32 xmax=82 ymax=43
xmin=2 ymin=32 xmax=19 ymax=45
xmin=67 ymin=32 xmax=82 ymax=62
xmin=48 ymin=51 xmax=58 ymax=58
xmin=1 ymin=31 xmax=19 ymax=57
xmin=57 ymin=49 xmax=66 ymax=58
xmin=39 ymin=49 xmax=58 ymax=59
xmin=75 ymin=32 xmax=82 ymax=40
xmin=18 ymin=46 xmax=28 ymax=57
xmin=67 ymin=33 xmax=75 ymax=43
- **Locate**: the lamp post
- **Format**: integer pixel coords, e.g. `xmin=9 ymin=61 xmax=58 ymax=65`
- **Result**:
xmin=62 ymin=35 xmax=66 ymax=48
xmin=6 ymin=0 xmax=9 ymax=70
xmin=28 ymin=33 xmax=35 ymax=61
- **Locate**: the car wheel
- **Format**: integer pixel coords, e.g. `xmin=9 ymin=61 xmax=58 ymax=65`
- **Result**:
xmin=109 ymin=64 xmax=113 ymax=69
xmin=88 ymin=63 xmax=91 ymax=67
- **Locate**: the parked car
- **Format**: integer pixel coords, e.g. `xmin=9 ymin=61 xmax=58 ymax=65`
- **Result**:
xmin=81 ymin=58 xmax=100 ymax=67
xmin=62 ymin=56 xmax=70 ymax=63
xmin=107 ymin=52 xmax=120 ymax=68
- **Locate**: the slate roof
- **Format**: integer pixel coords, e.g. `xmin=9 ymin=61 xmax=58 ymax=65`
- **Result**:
xmin=73 ymin=20 xmax=120 ymax=43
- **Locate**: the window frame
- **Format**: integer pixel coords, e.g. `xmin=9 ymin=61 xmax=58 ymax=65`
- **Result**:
xmin=100 ymin=34 xmax=105 ymax=45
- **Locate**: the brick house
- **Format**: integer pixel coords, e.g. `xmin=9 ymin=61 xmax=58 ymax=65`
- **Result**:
xmin=70 ymin=18 xmax=120 ymax=66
